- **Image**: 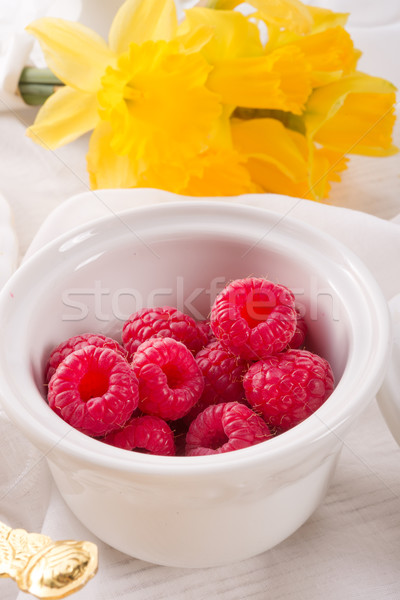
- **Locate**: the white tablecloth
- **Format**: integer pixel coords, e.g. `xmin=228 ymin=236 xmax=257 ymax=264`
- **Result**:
xmin=0 ymin=2 xmax=400 ymax=599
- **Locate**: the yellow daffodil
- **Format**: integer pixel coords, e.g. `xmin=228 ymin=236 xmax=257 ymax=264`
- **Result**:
xmin=260 ymin=5 xmax=360 ymax=88
xmin=271 ymin=26 xmax=360 ymax=88
xmin=183 ymin=7 xmax=312 ymax=114
xmin=26 ymin=0 xmax=221 ymax=189
xmin=207 ymin=45 xmax=312 ymax=113
xmin=305 ymin=72 xmax=398 ymax=156
xmin=231 ymin=117 xmax=347 ymax=200
xmin=27 ymin=0 xmax=182 ymax=148
xmin=97 ymin=39 xmax=220 ymax=162
xmin=26 ymin=0 xmax=397 ymax=201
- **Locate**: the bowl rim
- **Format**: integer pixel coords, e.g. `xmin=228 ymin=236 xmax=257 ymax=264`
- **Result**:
xmin=0 ymin=200 xmax=392 ymax=476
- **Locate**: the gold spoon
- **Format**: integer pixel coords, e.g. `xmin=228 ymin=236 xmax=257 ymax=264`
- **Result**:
xmin=0 ymin=521 xmax=98 ymax=599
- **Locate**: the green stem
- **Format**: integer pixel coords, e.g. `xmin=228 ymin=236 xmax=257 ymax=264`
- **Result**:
xmin=232 ymin=107 xmax=306 ymax=134
xmin=19 ymin=67 xmax=61 ymax=85
xmin=18 ymin=67 xmax=63 ymax=106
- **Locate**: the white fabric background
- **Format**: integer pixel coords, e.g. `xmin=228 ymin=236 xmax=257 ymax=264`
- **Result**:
xmin=0 ymin=2 xmax=400 ymax=599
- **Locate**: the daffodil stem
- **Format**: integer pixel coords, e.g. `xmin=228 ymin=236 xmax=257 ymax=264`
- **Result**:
xmin=18 ymin=67 xmax=63 ymax=106
xmin=19 ymin=67 xmax=61 ymax=85
xmin=232 ymin=107 xmax=306 ymax=135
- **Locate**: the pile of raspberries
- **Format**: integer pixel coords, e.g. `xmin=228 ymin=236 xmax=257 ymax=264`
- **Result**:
xmin=46 ymin=277 xmax=334 ymax=457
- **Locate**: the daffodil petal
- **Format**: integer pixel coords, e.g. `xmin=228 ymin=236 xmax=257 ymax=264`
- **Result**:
xmin=210 ymin=105 xmax=236 ymax=148
xmin=314 ymin=93 xmax=398 ymax=156
xmin=109 ymin=0 xmax=177 ymax=53
xmin=306 ymin=72 xmax=397 ymax=135
xmin=265 ymin=23 xmax=359 ymax=86
xmin=305 ymin=72 xmax=398 ymax=155
xmin=26 ymin=86 xmax=98 ymax=149
xmin=210 ymin=0 xmax=241 ymax=7
xmin=231 ymin=118 xmax=308 ymax=181
xmin=307 ymin=146 xmax=348 ymax=200
xmin=181 ymin=8 xmax=263 ymax=62
xmin=253 ymin=0 xmax=313 ymax=34
xmin=177 ymin=22 xmax=215 ymax=54
xmin=293 ymin=26 xmax=359 ymax=87
xmin=317 ymin=148 xmax=348 ymax=184
xmin=246 ymin=158 xmax=310 ymax=197
xmin=26 ymin=18 xmax=114 ymax=93
xmin=183 ymin=148 xmax=255 ymax=196
xmin=208 ymin=46 xmax=311 ymax=114
xmin=243 ymin=138 xmax=348 ymax=200
xmin=308 ymin=7 xmax=349 ymax=32
xmin=87 ymin=121 xmax=139 ymax=189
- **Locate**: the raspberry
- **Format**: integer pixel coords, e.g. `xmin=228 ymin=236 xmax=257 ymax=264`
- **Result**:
xmin=48 ymin=346 xmax=138 ymax=437
xmin=189 ymin=341 xmax=249 ymax=419
xmin=195 ymin=320 xmax=215 ymax=349
xmin=185 ymin=402 xmax=272 ymax=456
xmin=288 ymin=308 xmax=307 ymax=349
xmin=243 ymin=349 xmax=334 ymax=433
xmin=131 ymin=337 xmax=204 ymax=421
xmin=103 ymin=415 xmax=175 ymax=456
xmin=122 ymin=306 xmax=206 ymax=357
xmin=45 ymin=333 xmax=126 ymax=382
xmin=210 ymin=277 xmax=297 ymax=360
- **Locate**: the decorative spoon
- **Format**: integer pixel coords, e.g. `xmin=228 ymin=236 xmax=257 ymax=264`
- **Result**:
xmin=0 ymin=520 xmax=98 ymax=599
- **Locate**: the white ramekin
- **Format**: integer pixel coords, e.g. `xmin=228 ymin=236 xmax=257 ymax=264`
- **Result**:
xmin=0 ymin=201 xmax=391 ymax=567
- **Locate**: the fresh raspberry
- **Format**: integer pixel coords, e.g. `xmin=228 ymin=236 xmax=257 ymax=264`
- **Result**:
xmin=210 ymin=277 xmax=297 ymax=360
xmin=48 ymin=346 xmax=138 ymax=437
xmin=243 ymin=349 xmax=334 ymax=433
xmin=288 ymin=308 xmax=307 ymax=349
xmin=195 ymin=320 xmax=215 ymax=349
xmin=189 ymin=341 xmax=249 ymax=419
xmin=103 ymin=415 xmax=175 ymax=456
xmin=122 ymin=306 xmax=206 ymax=357
xmin=45 ymin=333 xmax=126 ymax=382
xmin=185 ymin=402 xmax=272 ymax=456
xmin=131 ymin=337 xmax=204 ymax=421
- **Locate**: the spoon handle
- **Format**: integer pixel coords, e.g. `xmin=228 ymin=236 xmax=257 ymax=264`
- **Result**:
xmin=0 ymin=520 xmax=98 ymax=599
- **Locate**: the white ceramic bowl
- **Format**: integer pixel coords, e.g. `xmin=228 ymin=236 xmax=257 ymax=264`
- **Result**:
xmin=0 ymin=201 xmax=391 ymax=568
xmin=377 ymin=294 xmax=400 ymax=446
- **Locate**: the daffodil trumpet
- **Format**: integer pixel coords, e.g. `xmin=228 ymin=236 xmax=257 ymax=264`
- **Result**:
xmin=24 ymin=0 xmax=397 ymax=200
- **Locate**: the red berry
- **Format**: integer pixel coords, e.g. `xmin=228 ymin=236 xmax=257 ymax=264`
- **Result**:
xmin=189 ymin=341 xmax=249 ymax=419
xmin=195 ymin=320 xmax=215 ymax=349
xmin=210 ymin=278 xmax=297 ymax=360
xmin=122 ymin=306 xmax=206 ymax=358
xmin=243 ymin=349 xmax=334 ymax=433
xmin=185 ymin=402 xmax=272 ymax=456
xmin=48 ymin=346 xmax=138 ymax=437
xmin=103 ymin=415 xmax=175 ymax=456
xmin=46 ymin=333 xmax=126 ymax=382
xmin=131 ymin=337 xmax=204 ymax=421
xmin=288 ymin=308 xmax=307 ymax=349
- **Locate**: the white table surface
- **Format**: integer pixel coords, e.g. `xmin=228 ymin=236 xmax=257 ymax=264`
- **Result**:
xmin=1 ymin=4 xmax=400 ymax=599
